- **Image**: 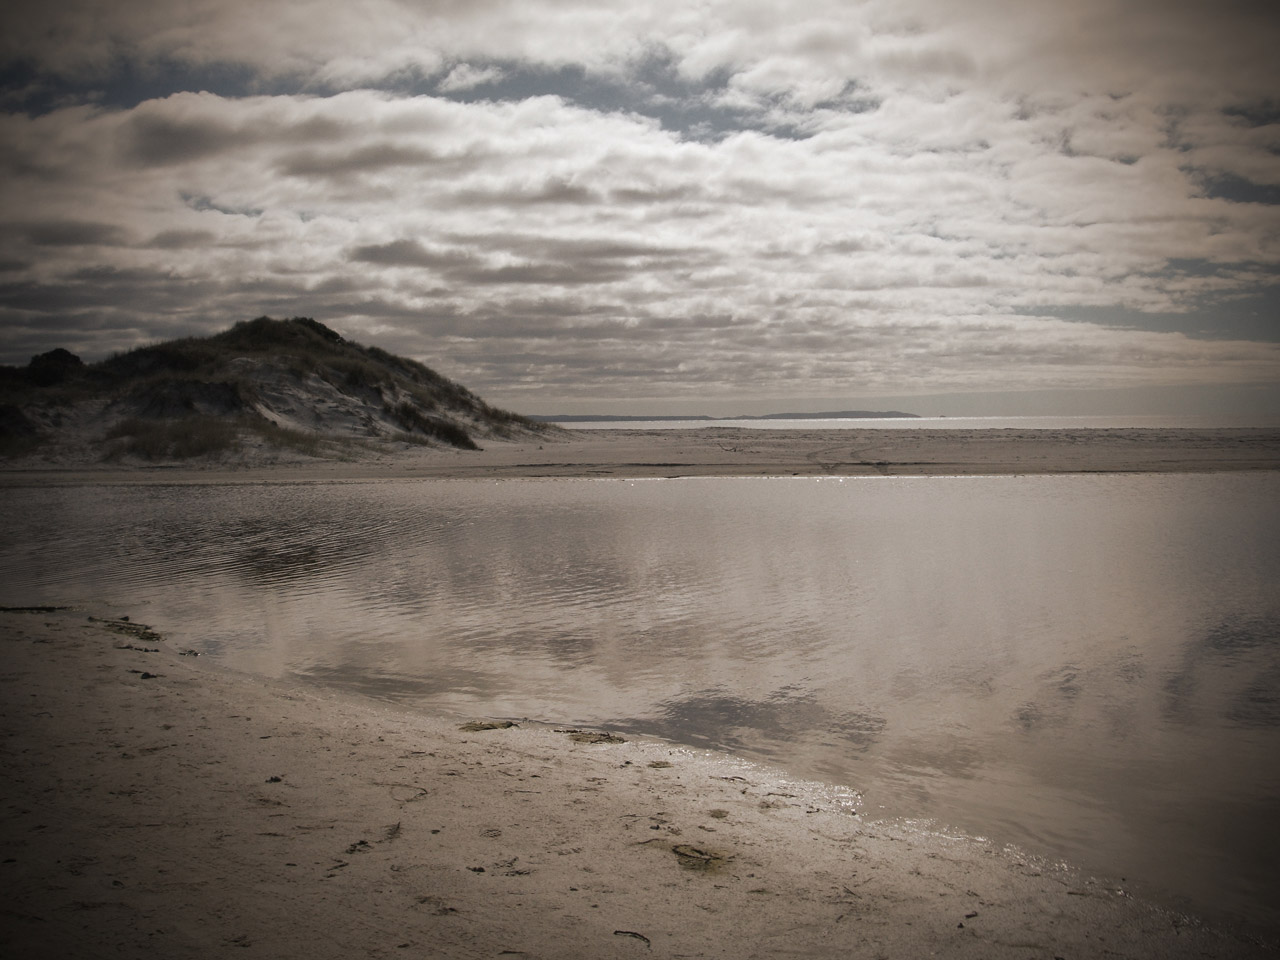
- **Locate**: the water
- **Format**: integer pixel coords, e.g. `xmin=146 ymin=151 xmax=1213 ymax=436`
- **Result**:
xmin=2 ymin=473 xmax=1278 ymax=936
xmin=555 ymin=414 xmax=1280 ymax=430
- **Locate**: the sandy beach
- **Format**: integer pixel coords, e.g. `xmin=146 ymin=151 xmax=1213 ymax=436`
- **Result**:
xmin=3 ymin=425 xmax=1280 ymax=485
xmin=2 ymin=607 xmax=1276 ymax=959
xmin=3 ymin=430 xmax=1279 ymax=957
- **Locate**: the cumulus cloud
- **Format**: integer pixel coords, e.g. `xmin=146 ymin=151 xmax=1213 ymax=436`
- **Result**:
xmin=0 ymin=0 xmax=1277 ymax=411
xmin=438 ymin=63 xmax=507 ymax=93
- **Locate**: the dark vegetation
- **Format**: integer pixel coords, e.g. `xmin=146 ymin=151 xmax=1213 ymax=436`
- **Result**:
xmin=0 ymin=403 xmax=41 ymax=458
xmin=0 ymin=316 xmax=550 ymax=461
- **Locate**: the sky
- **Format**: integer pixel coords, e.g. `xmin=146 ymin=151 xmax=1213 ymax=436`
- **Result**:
xmin=1 ymin=0 xmax=1278 ymax=417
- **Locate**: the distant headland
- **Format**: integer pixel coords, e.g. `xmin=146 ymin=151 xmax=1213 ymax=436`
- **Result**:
xmin=529 ymin=411 xmax=920 ymax=423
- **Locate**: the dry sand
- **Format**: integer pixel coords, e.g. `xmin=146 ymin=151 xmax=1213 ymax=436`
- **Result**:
xmin=2 ymin=426 xmax=1279 ymax=484
xmin=2 ymin=608 xmax=1275 ymax=959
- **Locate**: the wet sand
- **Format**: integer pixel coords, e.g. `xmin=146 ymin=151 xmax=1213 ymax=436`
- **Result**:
xmin=2 ymin=608 xmax=1274 ymax=959
xmin=2 ymin=426 xmax=1279 ymax=484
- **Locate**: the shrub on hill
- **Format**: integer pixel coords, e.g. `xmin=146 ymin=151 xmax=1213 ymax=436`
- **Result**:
xmin=28 ymin=349 xmax=85 ymax=387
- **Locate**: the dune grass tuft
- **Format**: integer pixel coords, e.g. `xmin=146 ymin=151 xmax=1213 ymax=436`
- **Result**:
xmin=104 ymin=416 xmax=241 ymax=460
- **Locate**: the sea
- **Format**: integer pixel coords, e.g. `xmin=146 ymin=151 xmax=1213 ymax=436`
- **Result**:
xmin=546 ymin=413 xmax=1280 ymax=430
xmin=2 ymin=466 xmax=1278 ymax=938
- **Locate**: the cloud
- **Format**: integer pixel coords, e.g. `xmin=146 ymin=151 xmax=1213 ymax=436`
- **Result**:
xmin=146 ymin=228 xmax=217 ymax=249
xmin=20 ymin=219 xmax=130 ymax=247
xmin=4 ymin=0 xmax=1278 ymax=110
xmin=0 ymin=0 xmax=1277 ymax=410
xmin=350 ymin=239 xmax=464 ymax=269
xmin=276 ymin=142 xmax=454 ymax=179
xmin=437 ymin=63 xmax=506 ymax=93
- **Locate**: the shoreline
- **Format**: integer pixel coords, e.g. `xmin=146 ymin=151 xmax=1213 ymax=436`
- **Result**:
xmin=2 ymin=608 xmax=1275 ymax=958
xmin=2 ymin=426 xmax=1279 ymax=484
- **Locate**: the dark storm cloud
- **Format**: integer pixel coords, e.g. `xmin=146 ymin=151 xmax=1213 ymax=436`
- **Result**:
xmin=0 ymin=271 xmax=207 ymax=316
xmin=479 ymin=234 xmax=695 ymax=263
xmin=607 ymin=182 xmax=705 ymax=205
xmin=21 ymin=219 xmax=129 ymax=247
xmin=452 ymin=262 xmax=628 ymax=286
xmin=120 ymin=101 xmax=348 ymax=167
xmin=452 ymin=176 xmax=604 ymax=208
xmin=146 ymin=229 xmax=218 ymax=249
xmin=350 ymin=234 xmax=700 ymax=287
xmin=349 ymin=239 xmax=473 ymax=270
xmin=276 ymin=142 xmax=464 ymax=179
xmin=121 ymin=110 xmax=252 ymax=166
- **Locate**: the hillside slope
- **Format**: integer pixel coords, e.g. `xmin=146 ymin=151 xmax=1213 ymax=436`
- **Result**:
xmin=0 ymin=316 xmax=554 ymax=464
